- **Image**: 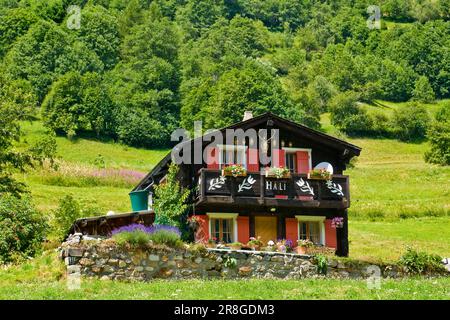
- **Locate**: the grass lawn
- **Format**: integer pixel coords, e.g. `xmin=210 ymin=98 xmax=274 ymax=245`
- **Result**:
xmin=0 ymin=253 xmax=448 ymax=300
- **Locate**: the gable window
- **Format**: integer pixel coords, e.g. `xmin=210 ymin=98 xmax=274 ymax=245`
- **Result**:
xmin=207 ymin=213 xmax=238 ymax=243
xmin=295 ymin=215 xmax=325 ymax=245
xmin=218 ymin=145 xmax=247 ymax=169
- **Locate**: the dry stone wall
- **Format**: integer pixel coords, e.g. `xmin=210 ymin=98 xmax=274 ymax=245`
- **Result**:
xmin=59 ymin=238 xmax=423 ymax=281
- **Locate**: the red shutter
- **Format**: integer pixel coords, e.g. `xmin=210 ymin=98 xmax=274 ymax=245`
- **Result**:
xmin=247 ymin=148 xmax=259 ymax=172
xmin=325 ymin=219 xmax=337 ymax=249
xmin=206 ymin=147 xmax=219 ymax=169
xmin=285 ymin=218 xmax=298 ymax=243
xmin=297 ymin=151 xmax=312 ymax=200
xmin=296 ymin=151 xmax=310 ymax=174
xmin=195 ymin=215 xmax=209 ymax=243
xmin=272 ymin=148 xmax=286 ymax=167
xmin=237 ymin=216 xmax=250 ymax=244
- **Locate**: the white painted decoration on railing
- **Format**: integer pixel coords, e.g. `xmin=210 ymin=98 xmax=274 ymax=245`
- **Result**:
xmin=325 ymin=180 xmax=344 ymax=196
xmin=238 ymin=175 xmax=256 ymax=193
xmin=208 ymin=176 xmax=226 ymax=191
xmin=296 ymin=178 xmax=314 ymax=196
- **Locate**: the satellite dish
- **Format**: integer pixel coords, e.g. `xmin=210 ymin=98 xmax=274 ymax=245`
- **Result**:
xmin=314 ymin=162 xmax=333 ymax=174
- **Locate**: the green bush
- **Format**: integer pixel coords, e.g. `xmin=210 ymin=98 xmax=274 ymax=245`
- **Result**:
xmin=329 ymin=91 xmax=373 ymax=136
xmin=112 ymin=229 xmax=182 ymax=248
xmin=148 ymin=229 xmax=183 ymax=248
xmin=0 ymin=195 xmax=47 ymax=264
xmin=399 ymin=248 xmax=444 ymax=275
xmin=50 ymin=195 xmax=101 ymax=241
xmin=392 ymin=103 xmax=430 ymax=141
xmin=112 ymin=230 xmax=152 ymax=248
xmin=425 ymin=105 xmax=450 ymax=165
xmin=313 ymin=254 xmax=328 ymax=275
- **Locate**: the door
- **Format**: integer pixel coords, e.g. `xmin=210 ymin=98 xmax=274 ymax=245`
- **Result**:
xmin=255 ymin=216 xmax=277 ymax=245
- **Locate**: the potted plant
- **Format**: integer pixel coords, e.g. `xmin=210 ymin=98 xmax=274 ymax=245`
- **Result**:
xmin=265 ymin=167 xmax=291 ymax=179
xmin=206 ymin=237 xmax=217 ymax=248
xmin=296 ymin=239 xmax=314 ymax=254
xmin=222 ymin=164 xmax=247 ymax=177
xmin=307 ymin=168 xmax=332 ymax=180
xmin=331 ymin=217 xmax=344 ymax=228
xmin=229 ymin=242 xmax=243 ymax=250
xmin=247 ymin=237 xmax=263 ymax=251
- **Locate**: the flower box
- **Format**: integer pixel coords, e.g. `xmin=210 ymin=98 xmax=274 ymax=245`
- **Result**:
xmin=222 ymin=165 xmax=247 ymax=177
xmin=307 ymin=169 xmax=332 ymax=180
xmin=265 ymin=167 xmax=291 ymax=179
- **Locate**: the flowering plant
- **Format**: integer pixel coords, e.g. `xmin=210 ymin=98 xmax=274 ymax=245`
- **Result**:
xmin=208 ymin=237 xmax=218 ymax=244
xmin=297 ymin=239 xmax=314 ymax=247
xmin=247 ymin=236 xmax=263 ymax=248
xmin=222 ymin=164 xmax=247 ymax=177
xmin=308 ymin=168 xmax=332 ymax=180
xmin=266 ymin=166 xmax=290 ymax=179
xmin=267 ymin=240 xmax=275 ymax=246
xmin=111 ymin=223 xmax=181 ymax=236
xmin=331 ymin=217 xmax=344 ymax=228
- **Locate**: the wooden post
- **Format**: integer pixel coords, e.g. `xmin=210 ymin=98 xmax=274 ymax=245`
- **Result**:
xmin=336 ymin=209 xmax=349 ymax=257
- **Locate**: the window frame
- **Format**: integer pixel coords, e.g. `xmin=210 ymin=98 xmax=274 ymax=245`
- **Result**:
xmin=207 ymin=213 xmax=238 ymax=243
xmin=295 ymin=215 xmax=325 ymax=245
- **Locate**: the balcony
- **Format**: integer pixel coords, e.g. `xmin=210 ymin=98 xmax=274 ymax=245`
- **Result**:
xmin=195 ymin=169 xmax=350 ymax=210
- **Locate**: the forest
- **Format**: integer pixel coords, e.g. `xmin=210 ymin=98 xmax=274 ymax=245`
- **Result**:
xmin=0 ymin=0 xmax=448 ymax=151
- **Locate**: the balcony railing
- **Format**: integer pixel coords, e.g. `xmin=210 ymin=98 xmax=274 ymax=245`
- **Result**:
xmin=196 ymin=169 xmax=350 ymax=209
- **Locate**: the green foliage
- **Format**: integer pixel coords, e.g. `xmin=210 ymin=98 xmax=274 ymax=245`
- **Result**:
xmin=0 ymin=72 xmax=56 ymax=196
xmin=50 ymin=195 xmax=101 ymax=241
xmin=392 ymin=103 xmax=431 ymax=141
xmin=42 ymin=71 xmax=115 ymax=138
xmin=147 ymin=229 xmax=183 ymax=247
xmin=329 ymin=91 xmax=373 ymax=135
xmin=112 ymin=230 xmax=151 ymax=248
xmin=425 ymin=105 xmax=450 ymax=165
xmin=0 ymin=195 xmax=47 ymax=264
xmin=412 ymin=76 xmax=435 ymax=103
xmin=113 ymin=229 xmax=182 ymax=248
xmin=223 ymin=256 xmax=237 ymax=269
xmin=313 ymin=254 xmax=328 ymax=275
xmin=153 ymin=164 xmax=190 ymax=228
xmin=398 ymin=247 xmax=444 ymax=275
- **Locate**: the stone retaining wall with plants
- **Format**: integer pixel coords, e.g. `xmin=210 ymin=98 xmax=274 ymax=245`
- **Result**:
xmin=60 ymin=237 xmax=445 ymax=282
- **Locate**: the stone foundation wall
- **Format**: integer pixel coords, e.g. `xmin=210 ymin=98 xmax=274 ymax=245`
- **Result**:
xmin=60 ymin=239 xmax=421 ymax=281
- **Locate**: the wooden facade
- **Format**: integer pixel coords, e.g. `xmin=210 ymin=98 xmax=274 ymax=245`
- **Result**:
xmin=134 ymin=113 xmax=361 ymax=256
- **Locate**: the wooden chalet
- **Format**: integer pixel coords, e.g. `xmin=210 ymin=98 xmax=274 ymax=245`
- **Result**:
xmin=133 ymin=112 xmax=361 ymax=256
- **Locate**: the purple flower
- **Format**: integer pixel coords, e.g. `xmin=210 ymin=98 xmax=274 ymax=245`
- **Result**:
xmin=111 ymin=224 xmax=181 ymax=236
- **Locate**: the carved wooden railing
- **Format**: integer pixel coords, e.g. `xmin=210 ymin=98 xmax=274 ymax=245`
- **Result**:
xmin=196 ymin=169 xmax=349 ymax=206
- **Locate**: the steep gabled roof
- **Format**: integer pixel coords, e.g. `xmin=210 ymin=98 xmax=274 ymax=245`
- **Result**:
xmin=133 ymin=112 xmax=361 ymax=191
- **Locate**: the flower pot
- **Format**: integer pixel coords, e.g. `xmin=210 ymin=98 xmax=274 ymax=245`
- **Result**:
xmin=206 ymin=243 xmax=216 ymax=248
xmin=296 ymin=246 xmax=307 ymax=255
xmin=230 ymin=246 xmax=242 ymax=251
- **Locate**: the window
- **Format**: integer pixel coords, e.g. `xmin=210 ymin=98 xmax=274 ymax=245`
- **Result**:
xmin=296 ymin=215 xmax=325 ymax=245
xmin=299 ymin=221 xmax=321 ymax=244
xmin=285 ymin=152 xmax=297 ymax=173
xmin=210 ymin=218 xmax=233 ymax=243
xmin=218 ymin=145 xmax=247 ymax=169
